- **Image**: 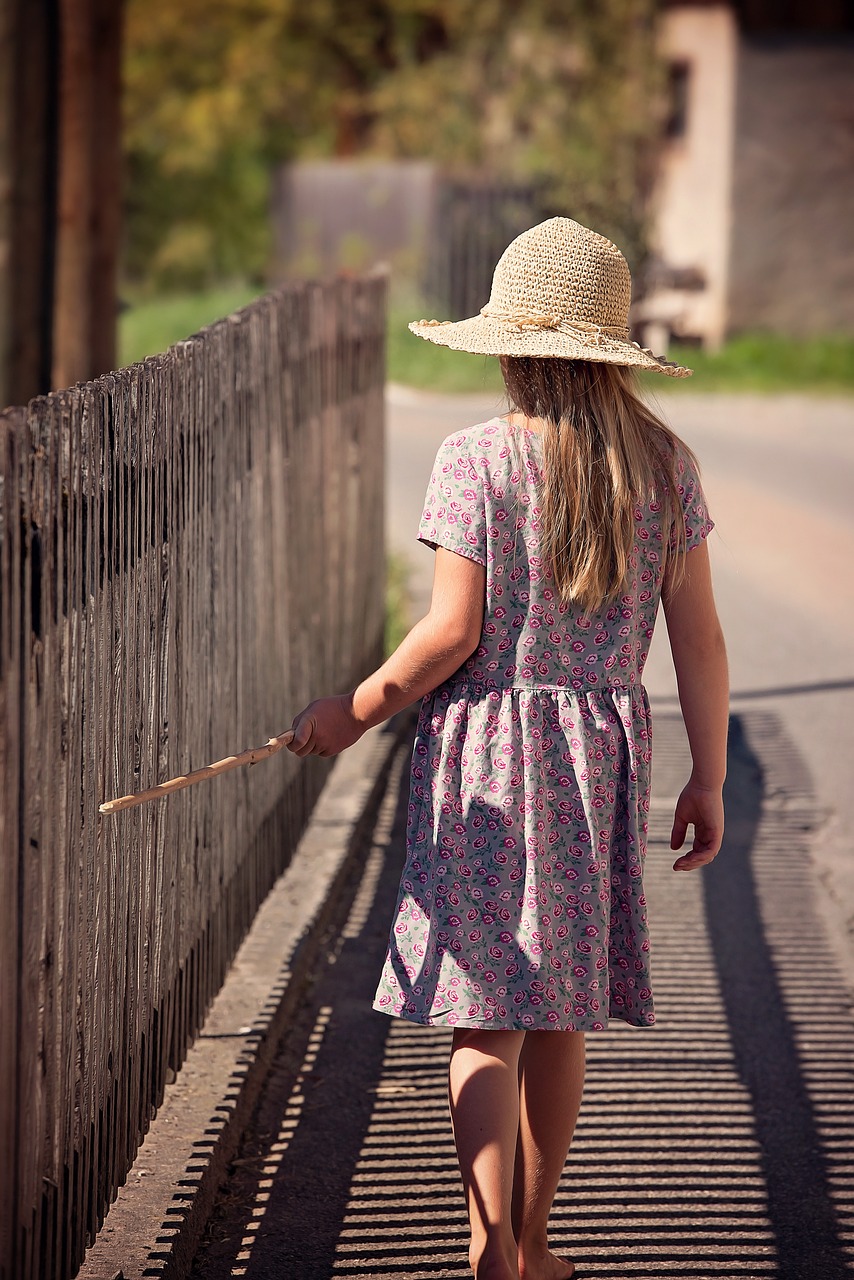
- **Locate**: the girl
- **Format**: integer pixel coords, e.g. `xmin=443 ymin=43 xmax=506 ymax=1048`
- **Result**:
xmin=287 ymin=218 xmax=729 ymax=1280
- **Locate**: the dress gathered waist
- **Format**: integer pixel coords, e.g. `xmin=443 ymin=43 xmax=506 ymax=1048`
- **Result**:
xmin=438 ymin=674 xmax=648 ymax=697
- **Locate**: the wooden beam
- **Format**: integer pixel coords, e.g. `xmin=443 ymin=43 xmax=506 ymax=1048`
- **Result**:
xmin=0 ymin=0 xmax=59 ymax=408
xmin=51 ymin=0 xmax=122 ymax=390
xmin=88 ymin=0 xmax=122 ymax=378
xmin=52 ymin=0 xmax=96 ymax=390
xmin=0 ymin=0 xmax=122 ymax=408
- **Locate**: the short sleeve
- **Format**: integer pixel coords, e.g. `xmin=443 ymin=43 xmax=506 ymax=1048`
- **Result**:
xmin=418 ymin=434 xmax=487 ymax=566
xmin=672 ymin=448 xmax=715 ymax=552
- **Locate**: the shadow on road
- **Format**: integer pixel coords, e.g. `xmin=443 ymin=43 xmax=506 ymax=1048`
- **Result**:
xmin=191 ymin=714 xmax=854 ymax=1279
xmin=190 ymin=757 xmax=412 ymax=1279
xmin=654 ymin=676 xmax=854 ymax=704
xmin=704 ymin=715 xmax=850 ymax=1280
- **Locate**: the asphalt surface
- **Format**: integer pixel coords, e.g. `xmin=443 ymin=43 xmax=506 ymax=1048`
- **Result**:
xmin=185 ymin=389 xmax=854 ymax=1279
xmin=188 ymin=710 xmax=854 ymax=1278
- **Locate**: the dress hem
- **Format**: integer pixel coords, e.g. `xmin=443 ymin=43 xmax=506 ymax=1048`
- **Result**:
xmin=372 ymin=1001 xmax=655 ymax=1033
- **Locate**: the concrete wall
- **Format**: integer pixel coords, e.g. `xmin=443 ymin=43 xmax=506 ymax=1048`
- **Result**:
xmin=642 ymin=5 xmax=739 ymax=349
xmin=727 ymin=38 xmax=854 ymax=336
xmin=271 ymin=160 xmax=436 ymax=283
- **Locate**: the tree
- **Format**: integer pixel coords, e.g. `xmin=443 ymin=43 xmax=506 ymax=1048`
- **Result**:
xmin=123 ymin=0 xmax=665 ymax=291
xmin=0 ymin=0 xmax=122 ymax=404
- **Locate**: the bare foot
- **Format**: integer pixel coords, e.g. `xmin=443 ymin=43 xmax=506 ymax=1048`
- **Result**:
xmin=470 ymin=1239 xmax=520 ymax=1280
xmin=518 ymin=1243 xmax=575 ymax=1280
xmin=472 ymin=1265 xmax=520 ymax=1280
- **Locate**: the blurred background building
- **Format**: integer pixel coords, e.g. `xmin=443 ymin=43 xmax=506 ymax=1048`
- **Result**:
xmin=638 ymin=0 xmax=854 ymax=350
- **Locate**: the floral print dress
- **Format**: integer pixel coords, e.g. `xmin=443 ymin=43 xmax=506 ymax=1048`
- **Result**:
xmin=373 ymin=419 xmax=713 ymax=1031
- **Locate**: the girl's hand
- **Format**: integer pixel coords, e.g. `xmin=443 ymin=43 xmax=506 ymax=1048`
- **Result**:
xmin=287 ymin=693 xmax=364 ymax=758
xmin=670 ymin=779 xmax=724 ymax=871
xmin=287 ymin=549 xmax=485 ymax=760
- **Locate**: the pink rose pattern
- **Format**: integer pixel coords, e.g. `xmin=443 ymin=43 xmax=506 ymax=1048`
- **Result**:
xmin=373 ymin=420 xmax=713 ymax=1031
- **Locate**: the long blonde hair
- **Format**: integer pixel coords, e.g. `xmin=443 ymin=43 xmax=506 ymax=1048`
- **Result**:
xmin=500 ymin=356 xmax=693 ymax=611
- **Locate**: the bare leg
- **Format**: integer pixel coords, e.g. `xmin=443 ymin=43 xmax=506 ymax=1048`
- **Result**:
xmin=512 ymin=1030 xmax=585 ymax=1280
xmin=449 ymin=1027 xmax=525 ymax=1280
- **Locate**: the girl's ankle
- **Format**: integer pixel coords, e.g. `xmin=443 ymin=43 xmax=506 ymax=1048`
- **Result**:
xmin=516 ymin=1228 xmax=550 ymax=1259
xmin=517 ymin=1228 xmax=550 ymax=1269
xmin=469 ymin=1234 xmax=519 ymax=1280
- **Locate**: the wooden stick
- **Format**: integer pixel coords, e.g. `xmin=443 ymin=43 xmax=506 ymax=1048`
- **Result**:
xmin=99 ymin=731 xmax=295 ymax=815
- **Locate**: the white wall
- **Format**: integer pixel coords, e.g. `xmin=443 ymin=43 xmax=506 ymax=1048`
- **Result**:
xmin=641 ymin=6 xmax=738 ymax=350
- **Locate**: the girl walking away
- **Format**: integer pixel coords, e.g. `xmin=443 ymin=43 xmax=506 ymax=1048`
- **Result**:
xmin=287 ymin=218 xmax=729 ymax=1280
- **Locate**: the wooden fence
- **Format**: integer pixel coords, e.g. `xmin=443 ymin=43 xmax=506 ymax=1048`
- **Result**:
xmin=425 ymin=175 xmax=543 ymax=319
xmin=0 ymin=273 xmax=387 ymax=1280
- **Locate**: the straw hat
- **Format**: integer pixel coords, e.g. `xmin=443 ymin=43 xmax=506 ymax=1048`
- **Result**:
xmin=410 ymin=216 xmax=692 ymax=377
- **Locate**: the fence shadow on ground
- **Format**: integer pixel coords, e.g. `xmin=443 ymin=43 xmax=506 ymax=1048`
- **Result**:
xmin=189 ymin=712 xmax=854 ymax=1279
xmin=703 ymin=714 xmax=852 ymax=1280
xmin=188 ymin=748 xmax=410 ymax=1278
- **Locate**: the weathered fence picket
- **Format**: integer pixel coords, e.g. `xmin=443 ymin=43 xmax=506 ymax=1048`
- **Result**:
xmin=0 ymin=273 xmax=387 ymax=1280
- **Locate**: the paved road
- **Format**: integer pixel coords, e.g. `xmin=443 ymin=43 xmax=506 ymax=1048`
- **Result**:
xmin=190 ymin=712 xmax=854 ymax=1278
xmin=187 ymin=387 xmax=854 ymax=1279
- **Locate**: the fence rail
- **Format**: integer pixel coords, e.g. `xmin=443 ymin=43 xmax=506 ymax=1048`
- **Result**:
xmin=0 ymin=273 xmax=387 ymax=1280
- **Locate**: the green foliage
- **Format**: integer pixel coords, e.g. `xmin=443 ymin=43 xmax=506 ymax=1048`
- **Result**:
xmin=118 ymin=283 xmax=262 ymax=364
xmin=123 ymin=0 xmax=297 ymax=291
xmin=370 ymin=1 xmax=663 ymax=270
xmin=124 ymin=149 xmax=272 ymax=290
xmin=641 ymin=333 xmax=854 ymax=395
xmin=387 ymin=302 xmax=505 ymax=394
xmin=123 ymin=0 xmax=665 ymax=290
xmin=384 ymin=554 xmax=412 ymax=656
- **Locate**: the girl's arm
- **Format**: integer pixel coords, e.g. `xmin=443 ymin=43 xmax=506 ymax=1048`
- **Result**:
xmin=662 ymin=539 xmax=729 ymax=871
xmin=287 ymin=547 xmax=487 ymax=757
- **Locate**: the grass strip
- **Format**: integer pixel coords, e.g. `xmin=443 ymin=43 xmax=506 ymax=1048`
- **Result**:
xmin=384 ymin=554 xmax=411 ymax=657
xmin=120 ymin=286 xmax=854 ymax=396
xmin=647 ymin=333 xmax=854 ymax=395
xmin=119 ymin=284 xmax=262 ymax=366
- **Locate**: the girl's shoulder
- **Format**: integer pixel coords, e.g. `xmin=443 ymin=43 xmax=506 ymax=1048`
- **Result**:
xmin=653 ymin=433 xmax=713 ymax=547
xmin=668 ymin=436 xmax=705 ymax=499
xmin=649 ymin=427 xmax=703 ymax=491
xmin=433 ymin=421 xmax=531 ymax=486
xmin=671 ymin=434 xmax=701 ymax=473
xmin=436 ymin=419 xmax=511 ymax=458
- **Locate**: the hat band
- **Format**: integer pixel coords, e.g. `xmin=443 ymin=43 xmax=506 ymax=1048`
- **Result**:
xmin=479 ymin=303 xmax=630 ymax=347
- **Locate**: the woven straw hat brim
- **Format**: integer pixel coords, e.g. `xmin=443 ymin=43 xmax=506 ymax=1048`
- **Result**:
xmin=408 ymin=316 xmax=693 ymax=378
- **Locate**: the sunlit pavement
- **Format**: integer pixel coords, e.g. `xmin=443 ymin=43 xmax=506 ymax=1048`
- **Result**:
xmin=186 ymin=704 xmax=854 ymax=1279
xmin=185 ymin=389 xmax=854 ymax=1279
